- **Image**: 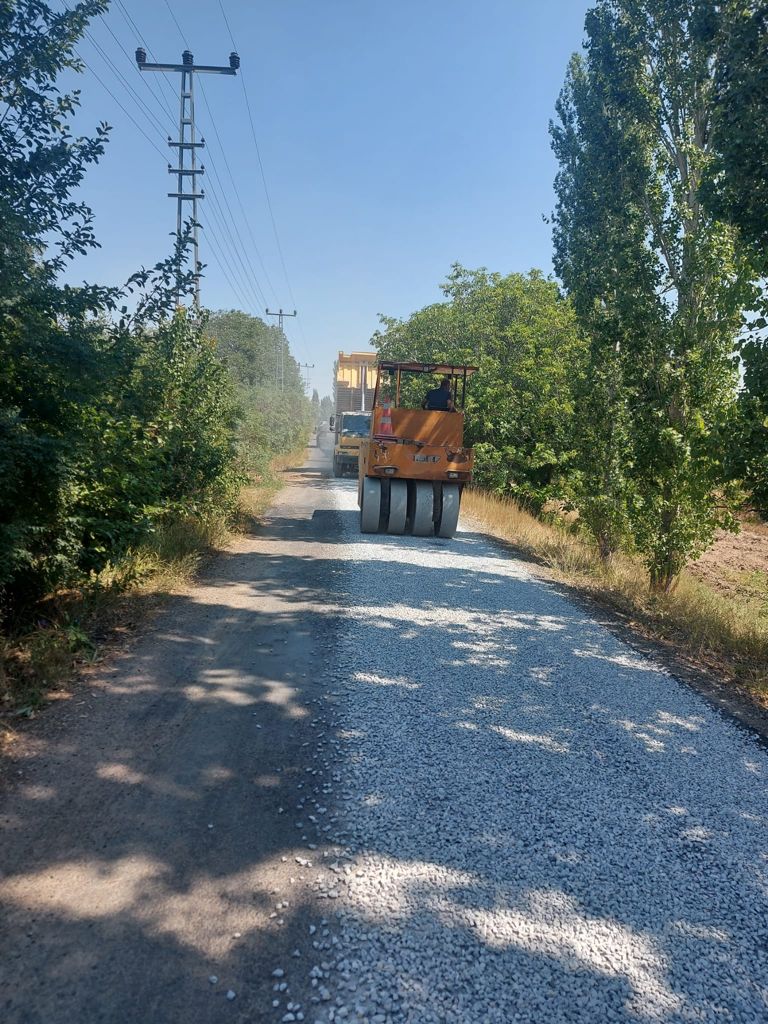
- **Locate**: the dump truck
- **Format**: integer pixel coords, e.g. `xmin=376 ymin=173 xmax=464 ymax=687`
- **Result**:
xmin=330 ymin=351 xmax=376 ymax=477
xmin=357 ymin=361 xmax=477 ymax=538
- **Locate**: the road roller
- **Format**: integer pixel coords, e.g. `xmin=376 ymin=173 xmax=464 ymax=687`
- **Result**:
xmin=357 ymin=361 xmax=477 ymax=538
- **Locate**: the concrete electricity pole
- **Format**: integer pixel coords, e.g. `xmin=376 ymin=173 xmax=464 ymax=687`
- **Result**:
xmin=266 ymin=308 xmax=297 ymax=389
xmin=136 ymin=48 xmax=239 ymax=308
xmin=298 ymin=362 xmax=315 ymax=393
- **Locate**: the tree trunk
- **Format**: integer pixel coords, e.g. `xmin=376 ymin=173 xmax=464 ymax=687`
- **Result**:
xmin=596 ymin=531 xmax=615 ymax=566
xmin=649 ymin=563 xmax=679 ymax=594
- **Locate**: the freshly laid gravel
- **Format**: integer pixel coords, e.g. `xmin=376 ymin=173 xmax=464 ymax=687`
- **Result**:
xmin=294 ymin=485 xmax=768 ymax=1024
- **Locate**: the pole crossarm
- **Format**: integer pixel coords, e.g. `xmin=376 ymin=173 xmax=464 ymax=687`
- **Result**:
xmin=138 ymin=62 xmax=237 ymax=75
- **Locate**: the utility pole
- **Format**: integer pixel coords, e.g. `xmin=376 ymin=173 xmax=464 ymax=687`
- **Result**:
xmin=266 ymin=308 xmax=297 ymax=389
xmin=298 ymin=362 xmax=315 ymax=393
xmin=136 ymin=48 xmax=239 ymax=309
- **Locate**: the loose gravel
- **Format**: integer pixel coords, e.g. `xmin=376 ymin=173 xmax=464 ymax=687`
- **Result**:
xmin=278 ymin=483 xmax=768 ymax=1024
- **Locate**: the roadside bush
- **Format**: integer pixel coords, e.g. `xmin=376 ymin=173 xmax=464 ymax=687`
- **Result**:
xmin=0 ymin=1 xmax=242 ymax=619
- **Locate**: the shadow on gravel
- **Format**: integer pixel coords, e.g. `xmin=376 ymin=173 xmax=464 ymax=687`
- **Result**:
xmin=0 ymin=503 xmax=348 ymax=1023
xmin=324 ymin=530 xmax=768 ymax=1023
xmin=2 ymin=498 xmax=767 ymax=1023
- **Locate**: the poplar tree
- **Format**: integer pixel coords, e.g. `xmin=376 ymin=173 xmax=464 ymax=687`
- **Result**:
xmin=552 ymin=0 xmax=760 ymax=591
xmin=705 ymin=0 xmax=768 ymax=261
xmin=704 ymin=2 xmax=768 ymax=518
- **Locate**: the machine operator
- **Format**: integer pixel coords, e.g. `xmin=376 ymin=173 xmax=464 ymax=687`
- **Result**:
xmin=421 ymin=376 xmax=455 ymax=412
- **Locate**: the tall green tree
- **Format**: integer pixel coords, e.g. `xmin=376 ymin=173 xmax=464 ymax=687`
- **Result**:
xmin=319 ymin=395 xmax=334 ymax=422
xmin=703 ymin=0 xmax=768 ymax=262
xmin=551 ymin=51 xmax=648 ymax=561
xmin=702 ymin=1 xmax=768 ymax=520
xmin=0 ymin=1 xmax=240 ymax=613
xmin=374 ymin=265 xmax=587 ymax=508
xmin=206 ymin=310 xmax=311 ymax=473
xmin=729 ymin=337 xmax=768 ymax=515
xmin=552 ymin=0 xmax=760 ymax=591
xmin=1 ymin=0 xmax=112 ymax=604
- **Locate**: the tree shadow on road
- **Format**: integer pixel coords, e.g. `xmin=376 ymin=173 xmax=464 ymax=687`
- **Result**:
xmin=1 ymin=503 xmax=767 ymax=1023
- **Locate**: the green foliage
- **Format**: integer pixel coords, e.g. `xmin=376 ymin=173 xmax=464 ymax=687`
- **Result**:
xmin=0 ymin=2 xmax=251 ymax=617
xmin=319 ymin=395 xmax=334 ymax=422
xmin=552 ymin=0 xmax=761 ymax=591
xmin=72 ymin=310 xmax=243 ymax=572
xmin=374 ymin=265 xmax=588 ymax=509
xmin=730 ymin=338 xmax=768 ymax=516
xmin=206 ymin=310 xmax=312 ymax=475
xmin=703 ymin=1 xmax=768 ymax=266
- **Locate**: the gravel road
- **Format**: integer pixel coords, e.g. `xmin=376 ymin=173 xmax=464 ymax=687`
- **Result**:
xmin=2 ymin=447 xmax=768 ymax=1023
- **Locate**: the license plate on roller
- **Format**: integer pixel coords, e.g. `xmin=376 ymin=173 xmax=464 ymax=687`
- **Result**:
xmin=414 ymin=454 xmax=440 ymax=463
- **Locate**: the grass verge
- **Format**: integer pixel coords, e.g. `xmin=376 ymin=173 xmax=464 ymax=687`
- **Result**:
xmin=463 ymin=488 xmax=768 ymax=706
xmin=0 ymin=450 xmax=303 ymax=725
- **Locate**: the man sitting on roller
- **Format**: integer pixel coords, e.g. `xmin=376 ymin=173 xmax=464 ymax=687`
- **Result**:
xmin=421 ymin=375 xmax=455 ymax=412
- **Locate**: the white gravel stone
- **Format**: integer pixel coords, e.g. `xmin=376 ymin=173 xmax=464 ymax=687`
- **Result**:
xmin=304 ymin=481 xmax=768 ymax=1024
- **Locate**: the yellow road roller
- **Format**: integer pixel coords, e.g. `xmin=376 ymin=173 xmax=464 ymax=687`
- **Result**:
xmin=357 ymin=361 xmax=476 ymax=538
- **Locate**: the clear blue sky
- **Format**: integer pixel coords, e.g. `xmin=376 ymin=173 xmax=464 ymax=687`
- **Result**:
xmin=63 ymin=0 xmax=591 ymax=396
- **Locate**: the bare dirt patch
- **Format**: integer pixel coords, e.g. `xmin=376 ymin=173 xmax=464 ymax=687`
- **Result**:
xmin=690 ymin=525 xmax=768 ymax=605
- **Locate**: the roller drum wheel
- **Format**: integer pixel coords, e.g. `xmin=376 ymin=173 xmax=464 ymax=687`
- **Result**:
xmin=360 ymin=477 xmax=382 ymax=533
xmin=386 ymin=479 xmax=408 ymax=534
xmin=409 ymin=480 xmax=435 ymax=536
xmin=436 ymin=483 xmax=460 ymax=538
xmin=379 ymin=479 xmax=391 ymax=531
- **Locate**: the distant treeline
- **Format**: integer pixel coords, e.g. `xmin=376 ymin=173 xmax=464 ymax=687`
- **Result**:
xmin=0 ymin=1 xmax=310 ymax=618
xmin=375 ymin=1 xmax=768 ymax=594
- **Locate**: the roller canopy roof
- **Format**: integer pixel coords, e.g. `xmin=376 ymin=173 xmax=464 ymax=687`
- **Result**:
xmin=376 ymin=362 xmax=478 ymax=375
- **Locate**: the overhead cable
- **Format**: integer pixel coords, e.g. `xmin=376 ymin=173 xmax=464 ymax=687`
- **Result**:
xmin=161 ymin=0 xmax=272 ymax=311
xmin=113 ymin=0 xmax=180 ymax=114
xmin=79 ymin=56 xmax=168 ymax=160
xmin=83 ymin=27 xmax=172 ymax=140
xmin=217 ymin=0 xmax=298 ymax=311
xmin=97 ymin=10 xmax=177 ymax=126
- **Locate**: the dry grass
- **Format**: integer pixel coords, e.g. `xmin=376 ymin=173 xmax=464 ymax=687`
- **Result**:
xmin=1 ymin=453 xmax=300 ymax=719
xmin=0 ymin=515 xmax=228 ymax=720
xmin=463 ymin=488 xmax=768 ymax=703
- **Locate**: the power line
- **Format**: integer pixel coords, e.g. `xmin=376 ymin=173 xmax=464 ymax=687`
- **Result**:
xmin=80 ymin=56 xmax=168 ymax=160
xmin=195 ymin=79 xmax=277 ymax=305
xmin=160 ymin=0 xmax=273 ymax=311
xmin=62 ymin=1 xmax=169 ymax=156
xmin=113 ymin=0 xmax=180 ymax=114
xmin=99 ymin=3 xmax=261 ymax=312
xmin=96 ymin=11 xmax=176 ymax=128
xmin=163 ymin=0 xmax=190 ymax=49
xmin=203 ymin=170 xmax=268 ymax=311
xmin=188 ymin=95 xmax=269 ymax=309
xmin=83 ymin=27 xmax=171 ymax=140
xmin=202 ymin=223 xmax=256 ymax=313
xmin=215 ymin=0 xmax=310 ymax=357
xmin=217 ymin=0 xmax=298 ymax=311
